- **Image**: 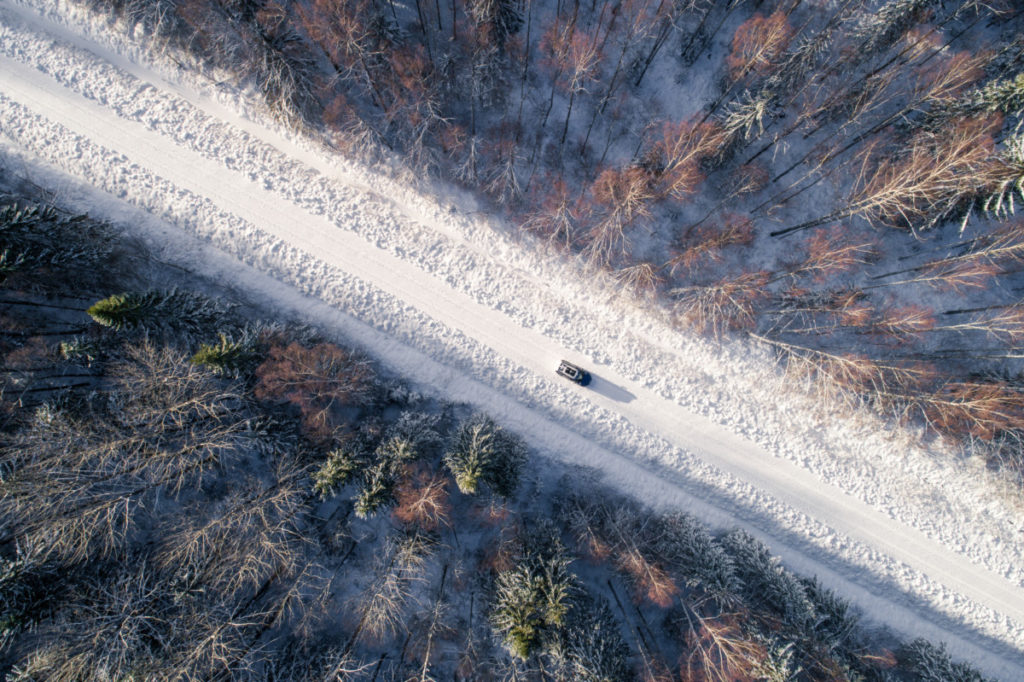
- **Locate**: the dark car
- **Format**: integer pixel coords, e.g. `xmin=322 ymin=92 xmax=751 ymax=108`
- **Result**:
xmin=556 ymin=360 xmax=591 ymax=386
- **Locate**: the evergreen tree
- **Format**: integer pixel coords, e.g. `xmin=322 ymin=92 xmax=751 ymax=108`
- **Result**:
xmin=58 ymin=337 xmax=105 ymax=366
xmin=490 ymin=532 xmax=577 ymax=661
xmin=87 ymin=290 xmax=226 ymax=334
xmin=352 ymin=436 xmax=419 ymax=516
xmin=190 ymin=332 xmax=259 ymax=377
xmin=803 ymin=577 xmax=860 ymax=654
xmin=444 ymin=414 xmax=526 ymax=498
xmin=354 ymin=462 xmax=392 ymax=518
xmin=898 ymin=638 xmax=990 ymax=682
xmin=751 ymin=639 xmax=802 ymax=681
xmin=446 ymin=418 xmax=491 ymax=494
xmin=313 ymin=448 xmax=362 ymax=500
xmin=491 ymin=563 xmax=542 ymax=660
xmin=653 ymin=512 xmax=739 ymax=603
xmin=563 ymin=595 xmax=631 ymax=682
xmin=720 ymin=529 xmax=816 ymax=631
xmin=387 ymin=411 xmax=444 ymax=456
xmin=0 ymin=202 xmax=111 ymax=280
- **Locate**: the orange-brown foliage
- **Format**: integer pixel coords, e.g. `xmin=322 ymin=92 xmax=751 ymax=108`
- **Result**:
xmin=617 ymin=548 xmax=680 ymax=608
xmin=668 ymin=214 xmax=755 ymax=274
xmin=871 ymin=304 xmax=936 ymax=340
xmin=852 ymin=116 xmax=1000 ymax=228
xmin=922 ymin=380 xmax=1024 ymax=440
xmin=253 ymin=342 xmax=375 ymax=442
xmin=648 ymin=120 xmax=722 ymax=199
xmin=392 ymin=465 xmax=452 ymax=530
xmin=726 ymin=12 xmax=794 ymax=81
xmin=680 ymin=611 xmax=765 ymax=682
xmin=797 ymin=228 xmax=879 ymax=283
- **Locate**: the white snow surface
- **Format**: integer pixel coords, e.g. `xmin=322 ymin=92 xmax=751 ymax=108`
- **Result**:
xmin=1 ymin=0 xmax=1024 ymax=676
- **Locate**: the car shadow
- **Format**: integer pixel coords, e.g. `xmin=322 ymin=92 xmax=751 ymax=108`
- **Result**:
xmin=588 ymin=375 xmax=636 ymax=403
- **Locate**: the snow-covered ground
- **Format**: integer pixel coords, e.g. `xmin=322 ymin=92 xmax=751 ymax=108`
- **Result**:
xmin=1 ymin=0 xmax=1023 ymax=676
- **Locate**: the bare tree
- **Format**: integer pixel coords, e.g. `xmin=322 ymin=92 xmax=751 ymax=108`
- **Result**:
xmin=671 ymin=271 xmax=771 ymax=337
xmin=580 ymin=167 xmax=654 ymax=266
xmin=667 ymin=214 xmax=754 ymax=275
xmin=254 ymin=341 xmax=376 ymax=442
xmin=725 ymin=11 xmax=794 ymax=84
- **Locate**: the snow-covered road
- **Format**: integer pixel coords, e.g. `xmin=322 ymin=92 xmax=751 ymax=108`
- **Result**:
xmin=2 ymin=0 xmax=1023 ymax=676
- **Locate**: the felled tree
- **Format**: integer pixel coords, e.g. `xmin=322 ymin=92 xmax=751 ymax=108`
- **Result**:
xmin=254 ymin=342 xmax=375 ymax=442
xmin=679 ymin=607 xmax=767 ymax=682
xmin=444 ymin=413 xmax=527 ymax=498
xmin=620 ymin=547 xmax=680 ymax=608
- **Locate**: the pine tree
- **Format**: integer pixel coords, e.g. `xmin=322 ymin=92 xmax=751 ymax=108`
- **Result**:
xmin=491 ymin=564 xmax=540 ymax=660
xmin=87 ymin=290 xmax=226 ymax=334
xmin=0 ymin=201 xmax=113 ymax=289
xmin=489 ymin=537 xmax=578 ymax=661
xmin=444 ymin=413 xmax=526 ymax=498
xmin=313 ymin=448 xmax=362 ymax=499
xmin=804 ymin=577 xmax=861 ymax=654
xmin=652 ymin=512 xmax=739 ymax=603
xmin=87 ymin=291 xmax=159 ymax=330
xmin=58 ymin=337 xmax=105 ymax=366
xmin=720 ymin=529 xmax=816 ymax=631
xmin=190 ymin=332 xmax=258 ymax=377
xmin=354 ymin=462 xmax=393 ymax=518
xmin=446 ymin=418 xmax=490 ymax=494
xmin=898 ymin=638 xmax=990 ymax=682
xmin=564 ymin=595 xmax=630 ymax=682
xmin=751 ymin=639 xmax=802 ymax=681
xmin=387 ymin=411 xmax=443 ymax=456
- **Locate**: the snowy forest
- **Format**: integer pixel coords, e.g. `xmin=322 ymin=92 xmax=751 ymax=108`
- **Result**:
xmin=82 ymin=0 xmax=1024 ymax=475
xmin=0 ymin=172 xmax=993 ymax=679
